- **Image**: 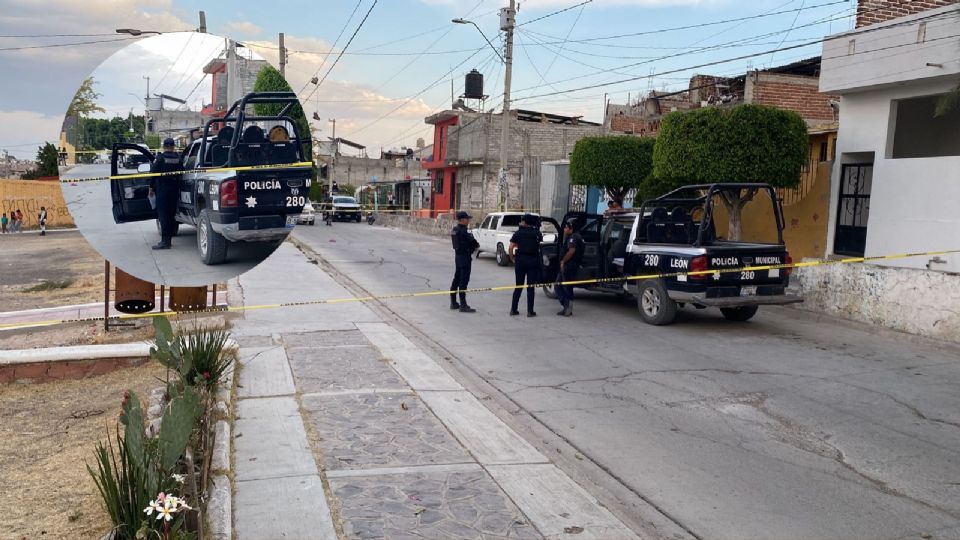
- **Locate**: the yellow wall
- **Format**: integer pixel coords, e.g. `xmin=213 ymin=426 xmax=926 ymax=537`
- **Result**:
xmin=0 ymin=179 xmax=75 ymax=229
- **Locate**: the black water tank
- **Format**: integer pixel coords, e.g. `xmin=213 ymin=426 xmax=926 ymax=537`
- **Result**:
xmin=464 ymin=69 xmax=484 ymax=99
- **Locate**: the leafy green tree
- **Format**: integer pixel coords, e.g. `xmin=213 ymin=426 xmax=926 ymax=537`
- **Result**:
xmin=66 ymin=77 xmax=105 ymax=118
xmin=650 ymin=104 xmax=807 ymax=240
xmin=569 ymin=135 xmax=656 ymax=202
xmin=252 ymin=65 xmax=311 ymax=160
xmin=37 ymin=143 xmax=59 ymax=177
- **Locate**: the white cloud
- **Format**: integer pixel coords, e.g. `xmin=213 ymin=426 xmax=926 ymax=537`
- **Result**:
xmin=0 ymin=111 xmax=67 ymax=158
xmin=223 ymin=21 xmax=263 ymax=37
xmin=421 ymin=0 xmax=717 ymax=9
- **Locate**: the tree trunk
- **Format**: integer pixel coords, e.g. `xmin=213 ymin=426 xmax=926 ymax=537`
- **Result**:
xmin=719 ymin=188 xmax=758 ymax=242
xmin=606 ymin=186 xmax=630 ymax=204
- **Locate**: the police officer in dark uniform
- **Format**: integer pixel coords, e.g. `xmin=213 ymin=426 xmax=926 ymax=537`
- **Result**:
xmin=509 ymin=214 xmax=543 ymax=317
xmin=450 ymin=211 xmax=479 ymax=312
xmin=557 ymin=221 xmax=584 ymax=316
xmin=149 ymin=138 xmax=183 ymax=250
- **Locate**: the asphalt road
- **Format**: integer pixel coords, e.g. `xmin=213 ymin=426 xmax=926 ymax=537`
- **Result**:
xmin=294 ymin=221 xmax=960 ymax=540
xmin=60 ymin=164 xmax=281 ymax=286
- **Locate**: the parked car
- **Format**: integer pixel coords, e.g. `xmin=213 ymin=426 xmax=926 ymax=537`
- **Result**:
xmin=539 ymin=183 xmax=802 ymax=325
xmin=474 ymin=211 xmax=556 ymax=266
xmin=320 ymin=195 xmax=362 ymax=222
xmin=110 ymin=91 xmax=311 ymax=264
xmin=297 ymin=200 xmax=316 ymax=225
xmin=121 ymin=144 xmax=151 ymax=169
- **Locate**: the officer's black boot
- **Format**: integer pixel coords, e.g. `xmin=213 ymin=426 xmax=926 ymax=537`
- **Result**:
xmin=450 ymin=294 xmax=460 ymax=310
xmin=152 ymin=237 xmax=172 ymax=250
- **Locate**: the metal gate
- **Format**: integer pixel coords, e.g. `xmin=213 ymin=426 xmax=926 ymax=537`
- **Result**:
xmin=834 ymin=163 xmax=872 ymax=256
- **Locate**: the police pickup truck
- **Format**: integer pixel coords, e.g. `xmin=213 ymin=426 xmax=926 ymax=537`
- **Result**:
xmin=539 ymin=183 xmax=801 ymax=325
xmin=110 ymin=92 xmax=311 ymax=264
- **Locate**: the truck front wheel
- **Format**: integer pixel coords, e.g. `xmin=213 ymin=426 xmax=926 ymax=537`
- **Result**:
xmin=720 ymin=305 xmax=759 ymax=322
xmin=637 ymin=279 xmax=678 ymax=325
xmin=198 ymin=209 xmax=228 ymax=265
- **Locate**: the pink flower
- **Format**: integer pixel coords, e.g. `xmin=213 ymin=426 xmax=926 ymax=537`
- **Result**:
xmin=202 ymin=372 xmax=210 ymax=379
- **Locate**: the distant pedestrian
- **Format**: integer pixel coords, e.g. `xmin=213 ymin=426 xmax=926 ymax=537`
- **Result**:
xmin=556 ymin=221 xmax=584 ymax=317
xmin=1 ymin=213 xmax=7 ymax=233
xmin=449 ymin=211 xmax=479 ymax=313
xmin=38 ymin=206 xmax=47 ymax=236
xmin=509 ymin=214 xmax=543 ymax=317
xmin=13 ymin=209 xmax=23 ymax=233
xmin=604 ymin=198 xmax=626 ymax=216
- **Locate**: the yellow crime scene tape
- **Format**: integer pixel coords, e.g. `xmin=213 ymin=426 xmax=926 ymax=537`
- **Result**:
xmin=2 ymin=248 xmax=957 ymax=332
xmin=59 ymin=161 xmax=314 ymax=184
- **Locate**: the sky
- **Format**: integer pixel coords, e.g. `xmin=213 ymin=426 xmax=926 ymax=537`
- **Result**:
xmin=0 ymin=0 xmax=859 ymax=159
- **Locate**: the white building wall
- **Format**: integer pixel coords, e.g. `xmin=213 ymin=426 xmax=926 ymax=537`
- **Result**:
xmin=825 ymin=78 xmax=960 ymax=273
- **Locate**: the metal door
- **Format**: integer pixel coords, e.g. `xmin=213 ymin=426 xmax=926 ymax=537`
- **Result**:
xmin=834 ymin=163 xmax=872 ymax=256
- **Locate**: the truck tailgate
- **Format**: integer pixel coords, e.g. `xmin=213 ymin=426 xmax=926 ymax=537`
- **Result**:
xmin=237 ymin=166 xmax=311 ymax=220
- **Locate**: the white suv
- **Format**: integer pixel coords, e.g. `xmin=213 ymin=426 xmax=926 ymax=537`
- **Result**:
xmin=474 ymin=212 xmax=555 ymax=266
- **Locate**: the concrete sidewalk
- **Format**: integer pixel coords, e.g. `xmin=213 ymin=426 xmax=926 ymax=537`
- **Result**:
xmin=229 ymin=243 xmax=638 ymax=539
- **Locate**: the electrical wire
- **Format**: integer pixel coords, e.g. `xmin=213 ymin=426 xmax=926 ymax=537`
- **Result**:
xmin=302 ymin=0 xmax=379 ymax=103
xmin=525 ymin=0 xmax=587 ymax=95
xmin=507 ymin=3 xmax=919 ymax=99
xmin=153 ymin=32 xmax=195 ymax=96
xmin=513 ymin=24 xmax=960 ymax=103
xmin=517 ymin=0 xmax=593 ymax=27
xmin=296 ymin=0 xmax=365 ymax=95
xmin=769 ymin=0 xmax=807 ymax=65
xmin=345 ymin=46 xmax=488 ymax=137
xmin=0 ymin=36 xmax=139 ymax=51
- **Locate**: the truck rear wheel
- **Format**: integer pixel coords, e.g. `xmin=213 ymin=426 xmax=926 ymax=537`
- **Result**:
xmin=637 ymin=279 xmax=677 ymax=325
xmin=198 ymin=209 xmax=228 ymax=265
xmin=496 ymin=244 xmax=509 ymax=266
xmin=720 ymin=305 xmax=759 ymax=322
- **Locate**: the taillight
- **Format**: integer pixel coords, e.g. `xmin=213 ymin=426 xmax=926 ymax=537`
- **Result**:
xmin=784 ymin=254 xmax=793 ymax=279
xmin=220 ymin=177 xmax=238 ymax=208
xmin=689 ymin=255 xmax=709 ymax=280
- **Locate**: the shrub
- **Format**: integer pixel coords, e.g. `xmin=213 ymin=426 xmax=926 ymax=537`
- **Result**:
xmin=570 ymin=135 xmax=656 ymax=202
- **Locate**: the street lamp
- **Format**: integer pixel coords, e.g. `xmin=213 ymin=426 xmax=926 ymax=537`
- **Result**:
xmin=453 ymin=3 xmax=515 ymax=210
xmin=115 ymin=28 xmax=163 ymax=36
xmin=452 ymin=18 xmax=504 ymax=63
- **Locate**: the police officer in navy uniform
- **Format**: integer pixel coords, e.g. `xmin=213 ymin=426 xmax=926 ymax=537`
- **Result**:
xmin=149 ymin=138 xmax=183 ymax=250
xmin=450 ymin=211 xmax=479 ymax=312
xmin=556 ymin=220 xmax=584 ymax=316
xmin=509 ymin=214 xmax=543 ymax=317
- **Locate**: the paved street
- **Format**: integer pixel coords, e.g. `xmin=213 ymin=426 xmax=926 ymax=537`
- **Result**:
xmin=59 ymin=165 xmax=279 ymax=286
xmin=291 ymin=221 xmax=960 ymax=540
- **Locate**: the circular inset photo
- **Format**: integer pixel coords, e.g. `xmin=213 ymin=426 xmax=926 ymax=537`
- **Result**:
xmin=59 ymin=32 xmax=313 ymax=286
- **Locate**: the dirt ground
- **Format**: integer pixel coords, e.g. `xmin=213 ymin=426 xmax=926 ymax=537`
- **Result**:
xmin=0 ymin=318 xmax=156 ymax=351
xmin=0 ymin=231 xmax=103 ymax=311
xmin=0 ymin=361 xmax=167 ymax=539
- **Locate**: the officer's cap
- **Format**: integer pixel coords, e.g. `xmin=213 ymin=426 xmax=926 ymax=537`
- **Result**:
xmin=163 ymin=137 xmax=175 ymax=147
xmin=456 ymin=211 xmax=472 ymax=220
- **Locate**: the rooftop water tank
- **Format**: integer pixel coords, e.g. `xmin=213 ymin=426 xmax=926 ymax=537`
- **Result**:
xmin=464 ymin=69 xmax=484 ymax=100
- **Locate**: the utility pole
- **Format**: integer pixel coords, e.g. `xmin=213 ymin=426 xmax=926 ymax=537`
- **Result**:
xmin=498 ymin=0 xmax=516 ymax=211
xmin=279 ymin=33 xmax=286 ymax=78
xmin=328 ymin=118 xmax=336 ymax=197
xmin=143 ymin=76 xmax=150 ymax=102
xmin=198 ymin=11 xmax=207 ymax=33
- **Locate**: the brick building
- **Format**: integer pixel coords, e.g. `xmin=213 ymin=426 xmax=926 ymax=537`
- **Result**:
xmin=423 ymin=109 xmax=601 ymax=214
xmin=606 ymin=57 xmax=840 ymax=136
xmin=855 ymin=0 xmax=957 ymax=26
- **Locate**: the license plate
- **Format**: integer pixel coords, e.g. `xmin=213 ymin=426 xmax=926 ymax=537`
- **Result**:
xmin=285 ymin=215 xmax=298 ymax=227
xmin=740 ymin=285 xmax=757 ymax=297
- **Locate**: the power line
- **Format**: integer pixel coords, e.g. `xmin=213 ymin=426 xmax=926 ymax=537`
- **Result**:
xmin=0 ymin=33 xmax=118 ymax=38
xmin=302 ymin=0 xmax=380 ymax=103
xmin=507 ymin=4 xmax=893 ymax=98
xmin=345 ymin=47 xmax=489 ymax=138
xmin=296 ymin=0 xmax=365 ymax=95
xmin=153 ymin=32 xmax=195 ymax=96
xmin=513 ymin=23 xmax=960 ymax=103
xmin=517 ymin=0 xmax=593 ymax=27
xmin=769 ymin=0 xmax=807 ymax=66
xmin=521 ymin=0 xmax=846 ymax=44
xmin=0 ymin=36 xmax=139 ymax=51
xmin=525 ymin=0 xmax=588 ymax=95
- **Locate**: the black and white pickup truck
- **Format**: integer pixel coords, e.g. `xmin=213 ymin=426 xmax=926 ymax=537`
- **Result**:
xmin=539 ymin=183 xmax=802 ymax=325
xmin=110 ymin=92 xmax=312 ymax=264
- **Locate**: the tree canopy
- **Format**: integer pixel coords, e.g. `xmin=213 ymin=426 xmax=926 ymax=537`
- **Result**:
xmin=649 ymin=104 xmax=808 ymax=240
xmin=66 ymin=77 xmax=105 ymax=118
xmin=22 ymin=143 xmax=59 ymax=178
xmin=650 ymin=104 xmax=807 ymax=190
xmin=569 ymin=135 xmax=656 ymax=201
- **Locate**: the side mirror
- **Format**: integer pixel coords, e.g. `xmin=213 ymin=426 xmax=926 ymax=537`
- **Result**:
xmin=138 ymin=163 xmax=151 ymax=174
